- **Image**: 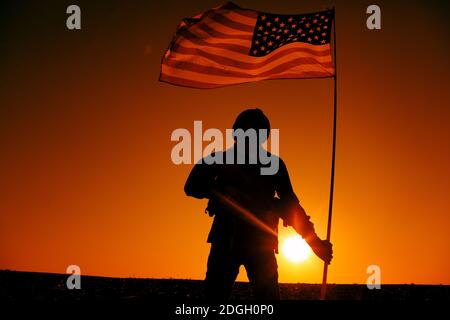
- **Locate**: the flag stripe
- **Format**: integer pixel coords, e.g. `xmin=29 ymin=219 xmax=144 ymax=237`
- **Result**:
xmin=162 ymin=63 xmax=332 ymax=83
xmin=178 ymin=36 xmax=331 ymax=58
xmin=208 ymin=12 xmax=255 ymax=32
xmin=168 ymin=52 xmax=332 ymax=77
xmin=172 ymin=42 xmax=332 ymax=68
xmin=189 ymin=26 xmax=252 ymax=47
xmin=200 ymin=16 xmax=253 ymax=36
xmin=223 ymin=10 xmax=258 ymax=26
xmin=160 ymin=68 xmax=332 ymax=89
xmin=164 ymin=56 xmax=333 ymax=78
xmin=197 ymin=23 xmax=253 ymax=40
xmin=178 ymin=29 xmax=250 ymax=54
xmin=170 ymin=46 xmax=332 ymax=77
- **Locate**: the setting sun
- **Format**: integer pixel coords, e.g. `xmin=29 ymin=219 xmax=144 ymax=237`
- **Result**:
xmin=281 ymin=235 xmax=312 ymax=263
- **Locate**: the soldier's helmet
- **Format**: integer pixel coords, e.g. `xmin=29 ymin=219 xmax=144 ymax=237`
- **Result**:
xmin=232 ymin=108 xmax=270 ymax=143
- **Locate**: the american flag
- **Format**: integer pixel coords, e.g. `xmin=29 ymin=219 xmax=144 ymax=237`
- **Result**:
xmin=160 ymin=2 xmax=334 ymax=89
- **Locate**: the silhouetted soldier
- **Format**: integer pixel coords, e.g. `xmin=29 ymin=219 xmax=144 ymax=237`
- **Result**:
xmin=185 ymin=109 xmax=333 ymax=300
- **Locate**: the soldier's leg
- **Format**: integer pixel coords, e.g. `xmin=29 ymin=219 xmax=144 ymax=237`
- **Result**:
xmin=244 ymin=250 xmax=280 ymax=300
xmin=205 ymin=242 xmax=240 ymax=300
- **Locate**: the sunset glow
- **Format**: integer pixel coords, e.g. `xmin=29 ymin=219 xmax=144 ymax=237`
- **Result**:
xmin=281 ymin=235 xmax=312 ymax=263
xmin=0 ymin=1 xmax=449 ymax=286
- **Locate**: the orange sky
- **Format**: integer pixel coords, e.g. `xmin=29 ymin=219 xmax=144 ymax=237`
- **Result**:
xmin=0 ymin=0 xmax=449 ymax=285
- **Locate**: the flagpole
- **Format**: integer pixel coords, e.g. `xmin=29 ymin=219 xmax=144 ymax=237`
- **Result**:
xmin=320 ymin=9 xmax=337 ymax=301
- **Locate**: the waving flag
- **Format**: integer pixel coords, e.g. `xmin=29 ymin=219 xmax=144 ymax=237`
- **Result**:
xmin=160 ymin=2 xmax=334 ymax=89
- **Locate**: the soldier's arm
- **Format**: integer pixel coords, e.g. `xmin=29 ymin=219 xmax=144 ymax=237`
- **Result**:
xmin=184 ymin=160 xmax=217 ymax=199
xmin=276 ymin=159 xmax=319 ymax=243
xmin=276 ymin=159 xmax=333 ymax=263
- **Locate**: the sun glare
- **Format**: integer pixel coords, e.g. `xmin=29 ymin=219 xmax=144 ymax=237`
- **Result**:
xmin=281 ymin=235 xmax=312 ymax=263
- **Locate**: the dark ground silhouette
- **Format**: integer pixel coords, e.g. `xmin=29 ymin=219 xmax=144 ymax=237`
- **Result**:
xmin=1 ymin=271 xmax=448 ymax=302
